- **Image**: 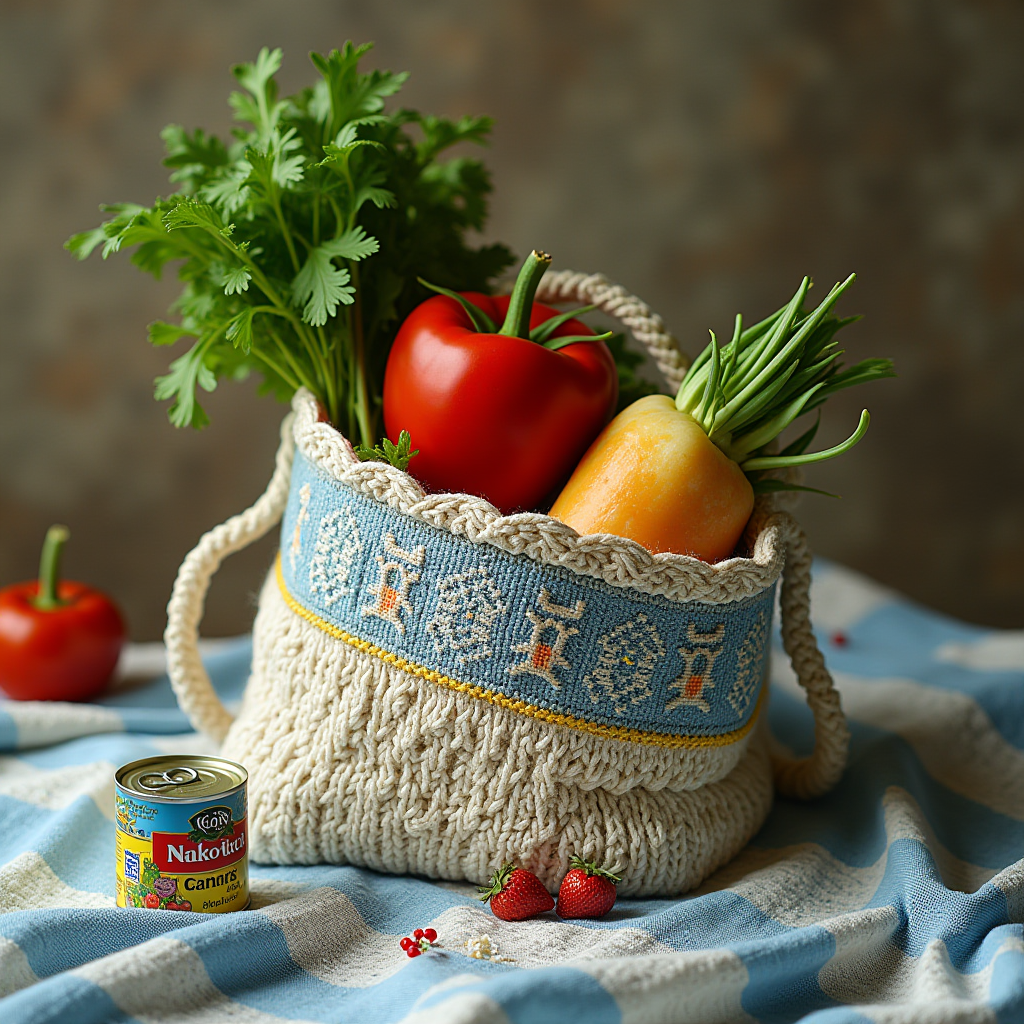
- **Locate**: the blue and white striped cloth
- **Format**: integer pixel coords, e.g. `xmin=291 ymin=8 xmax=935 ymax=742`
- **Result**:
xmin=0 ymin=561 xmax=1021 ymax=1023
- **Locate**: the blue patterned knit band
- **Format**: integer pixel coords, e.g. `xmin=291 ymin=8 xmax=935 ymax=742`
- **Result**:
xmin=278 ymin=450 xmax=775 ymax=745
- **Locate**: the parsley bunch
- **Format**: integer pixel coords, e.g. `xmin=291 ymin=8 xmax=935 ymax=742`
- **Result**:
xmin=66 ymin=45 xmax=512 ymax=443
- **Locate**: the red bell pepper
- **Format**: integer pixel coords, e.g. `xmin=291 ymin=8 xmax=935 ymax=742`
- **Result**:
xmin=0 ymin=525 xmax=125 ymax=702
xmin=382 ymin=251 xmax=618 ymax=514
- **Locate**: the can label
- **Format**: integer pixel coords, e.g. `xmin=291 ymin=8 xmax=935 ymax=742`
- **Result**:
xmin=115 ymin=782 xmax=248 ymax=913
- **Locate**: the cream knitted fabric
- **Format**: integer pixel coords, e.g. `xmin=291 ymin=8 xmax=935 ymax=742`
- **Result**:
xmin=165 ymin=272 xmax=849 ymax=896
xmin=221 ymin=570 xmax=774 ymax=896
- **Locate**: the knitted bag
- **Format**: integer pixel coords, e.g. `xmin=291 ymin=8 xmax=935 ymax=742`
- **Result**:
xmin=165 ymin=271 xmax=849 ymax=898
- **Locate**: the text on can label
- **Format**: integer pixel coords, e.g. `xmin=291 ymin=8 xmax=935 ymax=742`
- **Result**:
xmin=152 ymin=820 xmax=247 ymax=872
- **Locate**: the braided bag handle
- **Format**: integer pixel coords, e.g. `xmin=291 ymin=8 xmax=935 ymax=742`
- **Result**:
xmin=164 ymin=413 xmax=295 ymax=742
xmin=164 ymin=272 xmax=849 ymax=797
xmin=536 ymin=269 xmax=689 ymax=392
xmin=771 ymin=512 xmax=849 ymax=798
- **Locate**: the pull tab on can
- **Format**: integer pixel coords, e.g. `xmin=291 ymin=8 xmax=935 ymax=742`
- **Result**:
xmin=137 ymin=766 xmax=200 ymax=791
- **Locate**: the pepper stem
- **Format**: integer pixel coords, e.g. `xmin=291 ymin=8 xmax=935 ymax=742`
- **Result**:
xmin=35 ymin=524 xmax=70 ymax=611
xmin=498 ymin=250 xmax=552 ymax=339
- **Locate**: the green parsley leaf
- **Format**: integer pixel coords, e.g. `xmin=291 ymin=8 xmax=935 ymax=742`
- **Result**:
xmin=148 ymin=321 xmax=197 ymax=347
xmin=161 ymin=125 xmax=229 ymax=190
xmin=163 ymin=197 xmax=229 ymax=236
xmin=154 ymin=340 xmax=218 ymax=428
xmin=67 ymin=43 xmax=514 ymax=442
xmin=65 ymin=225 xmax=108 ymax=261
xmin=219 ymin=264 xmax=252 ymax=295
xmin=232 ymin=46 xmax=283 ymax=99
xmin=226 ymin=307 xmax=256 ymax=353
xmin=292 ymin=245 xmax=356 ymax=326
xmin=321 ymin=226 xmax=379 ymax=262
xmin=354 ymin=429 xmax=419 ymax=471
xmin=199 ymin=166 xmax=251 ymax=216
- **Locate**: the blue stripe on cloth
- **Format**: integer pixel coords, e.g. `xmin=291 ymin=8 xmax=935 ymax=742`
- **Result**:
xmin=763 ymin=694 xmax=1024 ymax=870
xmin=864 ymin=839 xmax=1009 ymax=970
xmin=799 ymin=1009 xmax=877 ymax=1024
xmin=812 ymin=604 xmax=1024 ymax=750
xmin=735 ymin=926 xmax=838 ymax=1023
xmin=0 ymin=711 xmax=17 ymax=750
xmin=14 ymin=732 xmax=188 ymax=770
xmin=162 ymin=912 xmax=348 ymax=1021
xmin=990 ymin=932 xmax=1024 ymax=1024
xmin=583 ymin=880 xmax=842 ymax=1021
xmin=250 ymin=863 xmax=482 ymax=932
xmin=410 ymin=968 xmax=621 ymax=1024
xmin=170 ymin=903 xmax=620 ymax=1024
xmin=0 ymin=975 xmax=140 ymax=1024
xmin=0 ymin=908 xmax=202 ymax=982
xmin=607 ymin=889 xmax=796 ymax=948
xmin=0 ymin=796 xmax=114 ymax=895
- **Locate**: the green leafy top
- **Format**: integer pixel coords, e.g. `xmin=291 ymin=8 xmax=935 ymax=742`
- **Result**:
xmin=674 ymin=275 xmax=895 ymax=489
xmin=569 ymin=855 xmax=621 ymax=883
xmin=353 ymin=429 xmax=419 ymax=471
xmin=66 ymin=43 xmax=513 ymax=442
xmin=478 ymin=862 xmax=518 ymax=903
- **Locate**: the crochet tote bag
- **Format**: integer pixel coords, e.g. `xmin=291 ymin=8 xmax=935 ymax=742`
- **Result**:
xmin=165 ymin=271 xmax=849 ymax=898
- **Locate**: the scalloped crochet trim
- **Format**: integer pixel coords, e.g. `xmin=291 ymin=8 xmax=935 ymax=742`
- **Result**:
xmin=289 ymin=390 xmax=786 ymax=604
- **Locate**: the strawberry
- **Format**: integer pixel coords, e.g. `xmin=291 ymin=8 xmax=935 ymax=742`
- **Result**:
xmin=479 ymin=863 xmax=554 ymax=921
xmin=556 ymin=856 xmax=621 ymax=919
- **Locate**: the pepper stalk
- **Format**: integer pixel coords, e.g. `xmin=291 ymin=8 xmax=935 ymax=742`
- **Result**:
xmin=33 ymin=525 xmax=70 ymax=612
xmin=418 ymin=249 xmax=613 ymax=350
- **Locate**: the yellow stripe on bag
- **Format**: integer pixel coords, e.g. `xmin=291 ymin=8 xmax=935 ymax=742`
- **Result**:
xmin=274 ymin=556 xmax=763 ymax=749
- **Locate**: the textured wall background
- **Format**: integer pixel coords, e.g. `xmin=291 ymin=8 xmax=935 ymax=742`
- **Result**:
xmin=1 ymin=0 xmax=1022 ymax=638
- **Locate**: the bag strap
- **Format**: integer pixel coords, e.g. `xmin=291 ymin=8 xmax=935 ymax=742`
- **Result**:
xmin=164 ymin=413 xmax=295 ymax=743
xmin=771 ymin=512 xmax=851 ymax=798
xmin=537 ymin=269 xmax=689 ymax=393
xmin=164 ymin=272 xmax=850 ymax=801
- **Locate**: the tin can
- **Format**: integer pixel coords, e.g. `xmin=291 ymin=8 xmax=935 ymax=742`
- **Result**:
xmin=115 ymin=755 xmax=249 ymax=913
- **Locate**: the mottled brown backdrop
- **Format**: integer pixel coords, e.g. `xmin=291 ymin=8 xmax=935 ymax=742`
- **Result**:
xmin=2 ymin=0 xmax=1022 ymax=638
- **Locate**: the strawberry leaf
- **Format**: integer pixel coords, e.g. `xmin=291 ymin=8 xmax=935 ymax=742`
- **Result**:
xmin=569 ymin=855 xmax=621 ymax=883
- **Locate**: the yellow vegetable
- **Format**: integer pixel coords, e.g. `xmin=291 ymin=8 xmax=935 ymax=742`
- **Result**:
xmin=550 ymin=275 xmax=895 ymax=563
xmin=549 ymin=395 xmax=754 ymax=562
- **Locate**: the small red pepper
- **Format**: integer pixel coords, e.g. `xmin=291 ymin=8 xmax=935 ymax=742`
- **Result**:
xmin=0 ymin=525 xmax=125 ymax=702
xmin=383 ymin=250 xmax=619 ymax=514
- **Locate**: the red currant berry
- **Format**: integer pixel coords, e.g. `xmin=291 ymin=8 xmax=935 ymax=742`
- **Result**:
xmin=407 ymin=946 xmax=421 ymax=957
xmin=400 ymin=937 xmax=413 ymax=950
xmin=413 ymin=928 xmax=424 ymax=940
xmin=423 ymin=928 xmax=437 ymax=942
